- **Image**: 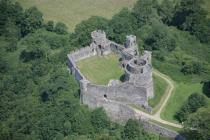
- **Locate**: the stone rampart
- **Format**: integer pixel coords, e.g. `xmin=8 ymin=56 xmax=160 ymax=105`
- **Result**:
xmin=141 ymin=120 xmax=185 ymax=140
xmin=82 ymin=95 xmax=137 ymax=123
xmin=81 ymin=89 xmax=185 ymax=140
xmin=68 ymin=46 xmax=96 ymax=62
xmin=82 ymin=82 xmax=148 ymax=107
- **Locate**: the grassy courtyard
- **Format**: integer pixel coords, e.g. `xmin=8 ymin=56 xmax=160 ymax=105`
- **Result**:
xmin=76 ymin=54 xmax=124 ymax=85
xmin=16 ymin=0 xmax=136 ymax=31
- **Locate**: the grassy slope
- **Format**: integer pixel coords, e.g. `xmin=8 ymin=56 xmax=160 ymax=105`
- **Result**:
xmin=149 ymin=75 xmax=168 ymax=108
xmin=16 ymin=0 xmax=136 ymax=31
xmin=161 ymin=83 xmax=204 ymax=123
xmin=76 ymin=54 xmax=124 ymax=85
xmin=153 ymin=27 xmax=210 ymax=123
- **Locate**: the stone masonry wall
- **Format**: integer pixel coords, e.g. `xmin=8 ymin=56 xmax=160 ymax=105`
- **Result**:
xmin=84 ymin=83 xmax=148 ymax=107
xmin=81 ymin=87 xmax=184 ymax=140
xmin=141 ymin=120 xmax=185 ymax=140
xmin=68 ymin=46 xmax=96 ymax=62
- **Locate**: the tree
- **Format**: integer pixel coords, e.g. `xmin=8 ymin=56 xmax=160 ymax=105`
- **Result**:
xmin=74 ymin=16 xmax=109 ymax=46
xmin=54 ymin=22 xmax=68 ymax=34
xmin=158 ymin=0 xmax=174 ymax=24
xmin=0 ymin=58 xmax=9 ymax=73
xmin=20 ymin=48 xmax=45 ymax=62
xmin=45 ymin=20 xmax=54 ymax=32
xmin=183 ymin=108 xmax=210 ymax=140
xmin=71 ymin=111 xmax=94 ymax=135
xmin=181 ymin=60 xmax=203 ymax=75
xmin=123 ymin=119 xmax=140 ymax=139
xmin=0 ymin=0 xmax=23 ymax=36
xmin=172 ymin=0 xmax=210 ymax=43
xmin=145 ymin=26 xmax=176 ymax=51
xmin=4 ymin=20 xmax=20 ymax=52
xmin=91 ymin=108 xmax=110 ymax=131
xmin=132 ymin=0 xmax=159 ymax=27
xmin=176 ymin=93 xmax=208 ymax=122
xmin=20 ymin=7 xmax=43 ymax=36
xmin=109 ymin=8 xmax=137 ymax=44
xmin=122 ymin=119 xmax=150 ymax=140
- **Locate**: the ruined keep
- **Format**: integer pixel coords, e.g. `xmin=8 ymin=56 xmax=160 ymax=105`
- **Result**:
xmin=67 ymin=30 xmax=154 ymax=121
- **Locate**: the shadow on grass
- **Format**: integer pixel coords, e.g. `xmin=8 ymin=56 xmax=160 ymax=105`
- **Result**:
xmin=202 ymin=81 xmax=210 ymax=98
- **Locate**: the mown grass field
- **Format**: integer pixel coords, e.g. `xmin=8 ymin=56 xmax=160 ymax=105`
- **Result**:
xmin=16 ymin=0 xmax=137 ymax=31
xmin=76 ymin=54 xmax=124 ymax=85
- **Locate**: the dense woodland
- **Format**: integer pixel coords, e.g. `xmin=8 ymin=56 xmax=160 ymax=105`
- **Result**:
xmin=0 ymin=0 xmax=210 ymax=139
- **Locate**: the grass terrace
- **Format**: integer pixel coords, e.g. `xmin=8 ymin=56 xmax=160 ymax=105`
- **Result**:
xmin=76 ymin=53 xmax=124 ymax=85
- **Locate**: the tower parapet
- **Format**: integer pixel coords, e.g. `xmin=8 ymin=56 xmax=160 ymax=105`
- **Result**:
xmin=125 ymin=35 xmax=137 ymax=48
xmin=124 ymin=54 xmax=153 ymax=98
xmin=121 ymin=35 xmax=139 ymax=61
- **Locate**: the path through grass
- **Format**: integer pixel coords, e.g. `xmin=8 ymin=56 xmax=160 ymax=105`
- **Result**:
xmin=161 ymin=82 xmax=204 ymax=123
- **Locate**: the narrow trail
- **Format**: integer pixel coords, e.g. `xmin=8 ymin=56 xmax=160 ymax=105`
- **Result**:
xmin=152 ymin=69 xmax=175 ymax=118
xmin=130 ymin=69 xmax=182 ymax=129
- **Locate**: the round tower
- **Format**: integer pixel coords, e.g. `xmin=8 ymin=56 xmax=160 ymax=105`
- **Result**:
xmin=124 ymin=57 xmax=154 ymax=98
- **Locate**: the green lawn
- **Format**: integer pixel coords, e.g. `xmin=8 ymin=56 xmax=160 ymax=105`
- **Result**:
xmin=161 ymin=82 xmax=205 ymax=123
xmin=149 ymin=75 xmax=168 ymax=108
xmin=16 ymin=0 xmax=136 ymax=31
xmin=76 ymin=54 xmax=124 ymax=85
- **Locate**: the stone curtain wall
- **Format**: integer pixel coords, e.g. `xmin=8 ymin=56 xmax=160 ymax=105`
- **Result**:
xmin=67 ymin=45 xmax=98 ymax=82
xmin=84 ymin=83 xmax=148 ymax=107
xmin=110 ymin=41 xmax=124 ymax=54
xmin=141 ymin=120 xmax=185 ymax=140
xmin=81 ymin=90 xmax=184 ymax=140
xmin=67 ymin=56 xmax=84 ymax=81
xmin=68 ymin=46 xmax=96 ymax=62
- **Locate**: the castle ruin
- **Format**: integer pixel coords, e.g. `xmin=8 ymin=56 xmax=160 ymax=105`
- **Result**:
xmin=67 ymin=30 xmax=154 ymax=121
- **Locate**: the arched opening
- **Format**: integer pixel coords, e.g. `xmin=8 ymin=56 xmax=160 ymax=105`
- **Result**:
xmin=135 ymin=50 xmax=137 ymax=55
xmin=104 ymin=94 xmax=107 ymax=98
xmin=134 ymin=59 xmax=137 ymax=64
xmin=141 ymin=68 xmax=143 ymax=73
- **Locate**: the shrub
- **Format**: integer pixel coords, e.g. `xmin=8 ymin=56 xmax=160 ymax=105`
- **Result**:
xmin=54 ymin=22 xmax=68 ymax=35
xmin=176 ymin=93 xmax=208 ymax=122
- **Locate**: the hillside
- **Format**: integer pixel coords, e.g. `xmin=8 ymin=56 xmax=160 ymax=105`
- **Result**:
xmin=16 ymin=0 xmax=137 ymax=31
